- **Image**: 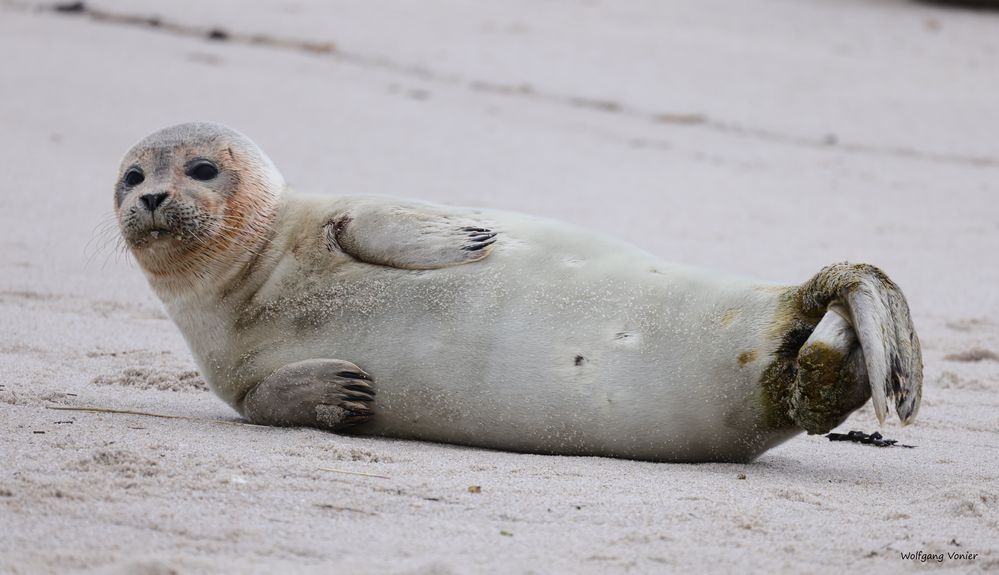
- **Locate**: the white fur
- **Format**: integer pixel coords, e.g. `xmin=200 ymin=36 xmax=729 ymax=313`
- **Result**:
xmin=161 ymin=193 xmax=801 ymax=462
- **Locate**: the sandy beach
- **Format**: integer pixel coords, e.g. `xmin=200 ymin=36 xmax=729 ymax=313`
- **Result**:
xmin=1 ymin=0 xmax=998 ymax=573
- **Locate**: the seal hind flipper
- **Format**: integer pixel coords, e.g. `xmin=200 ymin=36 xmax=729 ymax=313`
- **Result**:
xmin=325 ymin=202 xmax=498 ymax=270
xmin=788 ymin=306 xmax=871 ymax=434
xmin=796 ymin=263 xmax=923 ymax=426
xmin=240 ymin=359 xmax=376 ymax=429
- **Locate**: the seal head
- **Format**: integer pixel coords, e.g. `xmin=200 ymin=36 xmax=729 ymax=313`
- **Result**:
xmin=114 ymin=122 xmax=282 ymax=288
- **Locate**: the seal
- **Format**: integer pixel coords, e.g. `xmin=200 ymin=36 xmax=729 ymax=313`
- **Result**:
xmin=115 ymin=122 xmax=923 ymax=463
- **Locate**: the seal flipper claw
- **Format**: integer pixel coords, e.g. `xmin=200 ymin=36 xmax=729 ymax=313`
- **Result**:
xmin=467 ymin=231 xmax=497 ymax=241
xmin=342 ymin=383 xmax=376 ymax=397
xmin=328 ymin=201 xmax=498 ymax=270
xmin=241 ymin=359 xmax=376 ymax=430
xmin=462 ymin=238 xmax=497 ymax=252
xmin=335 ymin=370 xmax=372 ymax=381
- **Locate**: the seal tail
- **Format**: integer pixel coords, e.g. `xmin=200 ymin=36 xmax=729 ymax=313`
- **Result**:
xmin=798 ymin=263 xmax=923 ymax=426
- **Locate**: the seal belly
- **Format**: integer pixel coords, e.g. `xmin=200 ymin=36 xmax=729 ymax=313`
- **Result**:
xmin=257 ymin=215 xmax=790 ymax=462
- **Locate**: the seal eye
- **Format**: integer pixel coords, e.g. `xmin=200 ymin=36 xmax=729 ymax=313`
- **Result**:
xmin=123 ymin=169 xmax=144 ymax=187
xmin=188 ymin=161 xmax=219 ymax=181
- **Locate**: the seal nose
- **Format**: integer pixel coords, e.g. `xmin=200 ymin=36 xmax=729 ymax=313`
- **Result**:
xmin=139 ymin=192 xmax=169 ymax=213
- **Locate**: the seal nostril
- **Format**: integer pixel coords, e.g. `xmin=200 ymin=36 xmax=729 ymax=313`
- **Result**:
xmin=140 ymin=192 xmax=169 ymax=213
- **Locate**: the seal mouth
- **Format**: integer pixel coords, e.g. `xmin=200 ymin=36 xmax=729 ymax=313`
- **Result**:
xmin=125 ymin=225 xmax=182 ymax=248
xmin=143 ymin=225 xmax=175 ymax=238
xmin=146 ymin=228 xmax=172 ymax=241
xmin=120 ymin=204 xmax=224 ymax=250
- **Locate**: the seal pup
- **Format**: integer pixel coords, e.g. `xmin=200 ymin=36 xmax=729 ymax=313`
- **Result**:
xmin=114 ymin=122 xmax=923 ymax=463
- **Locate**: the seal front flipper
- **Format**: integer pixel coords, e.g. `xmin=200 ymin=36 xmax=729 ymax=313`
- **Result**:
xmin=241 ymin=359 xmax=375 ymax=430
xmin=325 ymin=201 xmax=498 ymax=270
